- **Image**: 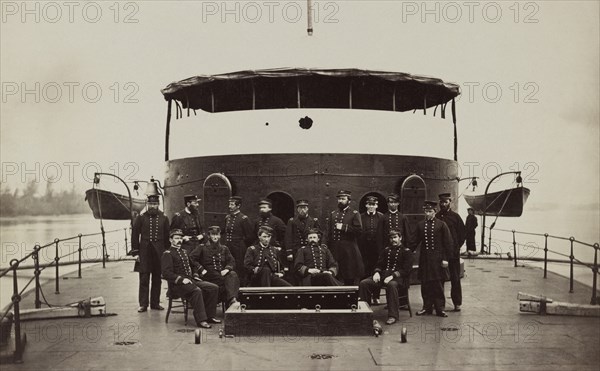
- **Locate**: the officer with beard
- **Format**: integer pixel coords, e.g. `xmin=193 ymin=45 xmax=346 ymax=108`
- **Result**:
xmin=327 ymin=190 xmax=364 ymax=285
xmin=171 ymin=195 xmax=205 ymax=255
xmin=224 ymin=196 xmax=254 ymax=286
xmin=436 ymin=193 xmax=466 ymax=311
xmin=254 ymin=198 xmax=286 ymax=247
xmin=131 ymin=194 xmax=170 ymax=312
xmin=285 ymin=200 xmax=321 ymax=277
xmin=294 ymin=228 xmax=340 ymax=286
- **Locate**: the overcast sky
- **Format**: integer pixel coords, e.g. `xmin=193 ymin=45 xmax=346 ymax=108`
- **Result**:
xmin=1 ymin=1 xmax=598 ymax=215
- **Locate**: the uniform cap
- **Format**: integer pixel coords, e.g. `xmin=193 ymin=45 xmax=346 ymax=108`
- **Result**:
xmin=387 ymin=193 xmax=400 ymax=202
xmin=438 ymin=193 xmax=452 ymax=201
xmin=296 ymin=199 xmax=309 ymax=207
xmin=147 ymin=195 xmax=160 ymax=202
xmin=336 ymin=190 xmax=351 ymax=198
xmin=365 ymin=196 xmax=378 ymax=205
xmin=184 ymin=195 xmax=199 ymax=204
xmin=207 ymin=226 xmax=221 ymax=234
xmin=229 ymin=196 xmax=242 ymax=203
xmin=169 ymin=229 xmax=184 ymax=238
xmin=258 ymin=198 xmax=273 ymax=207
xmin=423 ymin=200 xmax=438 ymax=210
xmin=258 ymin=225 xmax=274 ymax=236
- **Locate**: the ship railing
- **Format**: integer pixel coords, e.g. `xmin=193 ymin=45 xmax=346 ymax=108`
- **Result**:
xmin=484 ymin=226 xmax=599 ymax=305
xmin=0 ymin=226 xmax=131 ymax=363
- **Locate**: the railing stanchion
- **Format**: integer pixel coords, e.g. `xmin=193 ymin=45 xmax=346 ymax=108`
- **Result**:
xmin=78 ymin=234 xmax=83 ymax=278
xmin=543 ymin=234 xmax=548 ymax=279
xmin=10 ymin=259 xmax=24 ymax=363
xmin=54 ymin=238 xmax=60 ymax=294
xmin=591 ymin=243 xmax=598 ymax=305
xmin=101 ymin=226 xmax=106 ymax=268
xmin=512 ymin=230 xmax=517 ymax=267
xmin=488 ymin=227 xmax=493 ymax=256
xmin=33 ymin=245 xmax=41 ymax=309
xmin=124 ymin=228 xmax=128 ymax=259
xmin=569 ymin=237 xmax=574 ymax=293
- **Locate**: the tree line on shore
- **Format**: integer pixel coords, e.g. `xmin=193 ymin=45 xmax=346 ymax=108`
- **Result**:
xmin=0 ymin=181 xmax=89 ymax=217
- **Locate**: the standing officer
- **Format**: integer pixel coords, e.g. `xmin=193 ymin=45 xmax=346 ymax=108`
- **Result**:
xmin=224 ymin=196 xmax=254 ymax=286
xmin=359 ymin=196 xmax=385 ymax=277
xmin=294 ymin=228 xmax=341 ymax=286
xmin=244 ymin=226 xmax=292 ymax=287
xmin=285 ymin=199 xmax=321 ymax=282
xmin=327 ymin=190 xmax=364 ymax=285
xmin=384 ymin=193 xmax=413 ymax=247
xmin=414 ymin=201 xmax=453 ymax=317
xmin=161 ymin=229 xmax=220 ymax=329
xmin=465 ymin=208 xmax=478 ymax=255
xmin=170 ymin=195 xmax=205 ymax=255
xmin=436 ymin=193 xmax=466 ymax=311
xmin=359 ymin=229 xmax=412 ymax=324
xmin=254 ymin=198 xmax=286 ymax=247
xmin=190 ymin=226 xmax=240 ymax=308
xmin=131 ymin=194 xmax=170 ymax=312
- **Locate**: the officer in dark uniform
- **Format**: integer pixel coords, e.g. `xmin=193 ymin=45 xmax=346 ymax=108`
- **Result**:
xmin=190 ymin=226 xmax=240 ymax=308
xmin=244 ymin=226 xmax=292 ymax=287
xmin=384 ymin=193 xmax=413 ymax=248
xmin=254 ymin=198 xmax=286 ymax=247
xmin=284 ymin=199 xmax=321 ymax=283
xmin=359 ymin=196 xmax=386 ymax=277
xmin=170 ymin=195 xmax=205 ymax=255
xmin=327 ymin=190 xmax=364 ymax=285
xmin=465 ymin=208 xmax=478 ymax=254
xmin=414 ymin=201 xmax=453 ymax=317
xmin=359 ymin=229 xmax=412 ymax=324
xmin=436 ymin=193 xmax=466 ymax=311
xmin=161 ymin=229 xmax=220 ymax=329
xmin=131 ymin=194 xmax=170 ymax=312
xmin=224 ymin=196 xmax=254 ymax=286
xmin=294 ymin=228 xmax=341 ymax=286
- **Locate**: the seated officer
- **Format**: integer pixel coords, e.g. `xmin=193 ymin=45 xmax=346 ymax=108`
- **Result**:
xmin=161 ymin=229 xmax=220 ymax=329
xmin=190 ymin=226 xmax=240 ymax=308
xmin=244 ymin=226 xmax=292 ymax=287
xmin=358 ymin=229 xmax=412 ymax=325
xmin=294 ymin=228 xmax=341 ymax=286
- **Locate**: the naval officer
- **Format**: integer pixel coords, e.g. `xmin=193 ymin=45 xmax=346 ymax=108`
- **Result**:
xmin=190 ymin=226 xmax=240 ymax=308
xmin=436 ymin=193 xmax=466 ymax=311
xmin=170 ymin=195 xmax=205 ymax=255
xmin=161 ymin=229 xmax=220 ymax=329
xmin=294 ymin=228 xmax=341 ymax=286
xmin=327 ymin=190 xmax=364 ymax=285
xmin=359 ymin=229 xmax=412 ymax=324
xmin=131 ymin=194 xmax=170 ymax=312
xmin=414 ymin=201 xmax=453 ymax=317
xmin=224 ymin=196 xmax=254 ymax=286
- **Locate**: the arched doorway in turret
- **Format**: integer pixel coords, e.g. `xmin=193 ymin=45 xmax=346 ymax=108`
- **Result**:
xmin=203 ymin=173 xmax=232 ymax=229
xmin=266 ymin=191 xmax=295 ymax=223
xmin=400 ymin=175 xmax=427 ymax=226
